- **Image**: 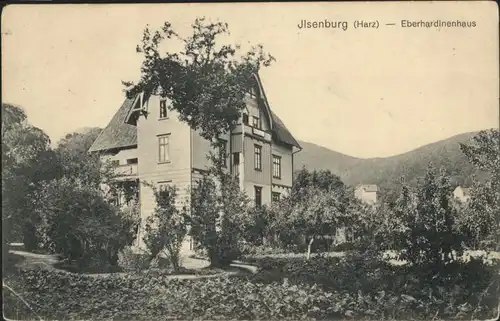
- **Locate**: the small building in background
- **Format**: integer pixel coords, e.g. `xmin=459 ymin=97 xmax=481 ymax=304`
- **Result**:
xmin=453 ymin=186 xmax=471 ymax=203
xmin=354 ymin=184 xmax=378 ymax=205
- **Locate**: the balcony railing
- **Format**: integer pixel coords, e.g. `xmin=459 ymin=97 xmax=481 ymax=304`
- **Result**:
xmin=115 ymin=164 xmax=138 ymax=178
xmin=252 ymin=127 xmax=266 ymax=137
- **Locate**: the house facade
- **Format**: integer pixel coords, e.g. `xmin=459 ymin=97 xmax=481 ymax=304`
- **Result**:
xmin=453 ymin=186 xmax=471 ymax=203
xmin=89 ymin=74 xmax=301 ymax=252
xmin=354 ymin=184 xmax=378 ymax=205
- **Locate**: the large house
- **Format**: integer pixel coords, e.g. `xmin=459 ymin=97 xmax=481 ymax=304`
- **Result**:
xmin=354 ymin=184 xmax=379 ymax=205
xmin=89 ymin=73 xmax=301 ymax=251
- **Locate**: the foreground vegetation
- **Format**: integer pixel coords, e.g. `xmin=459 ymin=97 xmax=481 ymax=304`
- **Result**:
xmin=4 ymin=252 xmax=499 ymax=320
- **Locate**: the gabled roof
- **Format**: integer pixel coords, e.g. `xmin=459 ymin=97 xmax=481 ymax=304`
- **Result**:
xmin=253 ymin=73 xmax=301 ymax=149
xmin=271 ymin=111 xmax=301 ymax=148
xmin=89 ymin=73 xmax=301 ymax=152
xmin=357 ymin=184 xmax=379 ymax=192
xmin=88 ymin=97 xmax=138 ymax=152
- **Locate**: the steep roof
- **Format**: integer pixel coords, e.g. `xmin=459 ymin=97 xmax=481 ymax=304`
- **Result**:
xmin=253 ymin=73 xmax=301 ymax=149
xmin=89 ymin=73 xmax=301 ymax=152
xmin=88 ymin=97 xmax=138 ymax=152
xmin=271 ymin=111 xmax=301 ymax=148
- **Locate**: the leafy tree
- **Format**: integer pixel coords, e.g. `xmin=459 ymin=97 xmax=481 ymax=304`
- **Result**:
xmin=291 ymin=168 xmax=345 ymax=202
xmin=55 ymin=127 xmax=103 ymax=186
xmin=399 ymin=164 xmax=463 ymax=268
xmin=143 ymin=184 xmax=187 ymax=271
xmin=127 ymin=18 xmax=273 ymax=266
xmin=2 ymin=103 xmax=59 ymax=251
xmin=189 ymin=169 xmax=250 ymax=267
xmin=459 ymin=129 xmax=500 ymax=250
xmin=126 ymin=17 xmax=274 ymax=144
xmin=189 ymin=174 xmax=219 ymax=263
xmin=241 ymin=205 xmax=270 ymax=246
xmin=278 ymin=184 xmax=357 ymax=258
xmin=35 ymin=177 xmax=140 ymax=268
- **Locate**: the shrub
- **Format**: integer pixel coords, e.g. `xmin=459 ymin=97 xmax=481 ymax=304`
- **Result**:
xmin=35 ymin=177 xmax=139 ymax=269
xmin=4 ymin=265 xmax=499 ymax=320
xmin=142 ymin=184 xmax=187 ymax=271
xmin=190 ymin=172 xmax=250 ymax=267
xmin=117 ymin=247 xmax=153 ymax=272
xmin=331 ymin=242 xmax=355 ymax=252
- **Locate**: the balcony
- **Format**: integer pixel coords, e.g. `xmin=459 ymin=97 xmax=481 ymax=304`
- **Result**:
xmin=115 ymin=164 xmax=138 ymax=179
xmin=252 ymin=127 xmax=266 ymax=137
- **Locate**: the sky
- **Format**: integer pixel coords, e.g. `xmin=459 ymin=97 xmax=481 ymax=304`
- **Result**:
xmin=2 ymin=2 xmax=499 ymax=158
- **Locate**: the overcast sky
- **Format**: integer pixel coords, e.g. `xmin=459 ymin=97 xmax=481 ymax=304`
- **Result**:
xmin=2 ymin=2 xmax=498 ymax=158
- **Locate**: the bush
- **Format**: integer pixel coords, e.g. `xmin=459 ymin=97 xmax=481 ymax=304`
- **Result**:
xmin=4 ymin=265 xmax=499 ymax=320
xmin=117 ymin=247 xmax=154 ymax=272
xmin=143 ymin=184 xmax=187 ymax=271
xmin=242 ymin=251 xmax=500 ymax=319
xmin=35 ymin=177 xmax=139 ymax=269
xmin=331 ymin=242 xmax=355 ymax=252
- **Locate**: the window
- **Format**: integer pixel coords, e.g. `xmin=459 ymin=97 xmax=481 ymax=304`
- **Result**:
xmin=232 ymin=152 xmax=240 ymax=176
xmin=159 ymin=99 xmax=168 ymax=119
xmin=252 ymin=116 xmax=262 ymax=129
xmin=219 ymin=139 xmax=227 ymax=168
xmin=255 ymin=186 xmax=262 ymax=207
xmin=126 ymin=158 xmax=138 ymax=164
xmin=233 ymin=152 xmax=240 ymax=165
xmin=157 ymin=180 xmax=173 ymax=192
xmin=254 ymin=144 xmax=262 ymax=170
xmin=242 ymin=114 xmax=249 ymax=125
xmin=158 ymin=135 xmax=170 ymax=163
xmin=272 ymin=192 xmax=281 ymax=202
xmin=272 ymin=155 xmax=281 ymax=179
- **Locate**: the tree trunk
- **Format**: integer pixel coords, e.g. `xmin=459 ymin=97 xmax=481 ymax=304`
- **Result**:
xmin=307 ymin=236 xmax=315 ymax=260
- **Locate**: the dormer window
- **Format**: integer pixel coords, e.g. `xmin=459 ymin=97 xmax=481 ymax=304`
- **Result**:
xmin=159 ymin=99 xmax=168 ymax=119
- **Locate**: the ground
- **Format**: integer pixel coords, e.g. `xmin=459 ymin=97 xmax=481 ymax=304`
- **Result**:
xmin=8 ymin=247 xmax=258 ymax=279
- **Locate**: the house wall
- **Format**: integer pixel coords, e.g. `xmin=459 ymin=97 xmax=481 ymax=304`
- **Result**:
xmin=191 ymin=129 xmax=230 ymax=172
xmin=453 ymin=187 xmax=470 ymax=202
xmin=244 ymin=92 xmax=271 ymax=131
xmin=135 ymin=94 xmax=193 ymax=251
xmin=244 ymin=136 xmax=272 ymax=186
xmin=101 ymin=147 xmax=138 ymax=165
xmin=271 ymin=143 xmax=293 ymax=187
xmin=354 ymin=188 xmax=377 ymax=204
xmin=101 ymin=148 xmax=139 ymax=179
xmin=363 ymin=191 xmax=377 ymax=204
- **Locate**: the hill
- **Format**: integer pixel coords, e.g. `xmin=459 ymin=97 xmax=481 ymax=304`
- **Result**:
xmin=294 ymin=131 xmax=488 ymax=195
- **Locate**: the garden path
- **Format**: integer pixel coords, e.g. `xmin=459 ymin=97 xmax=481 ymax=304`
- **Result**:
xmin=8 ymin=249 xmax=259 ymax=278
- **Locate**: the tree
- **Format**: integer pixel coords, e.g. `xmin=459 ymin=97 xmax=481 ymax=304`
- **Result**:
xmin=189 ymin=174 xmax=219 ymax=263
xmin=35 ymin=177 xmax=140 ymax=268
xmin=280 ymin=183 xmax=357 ymax=258
xmin=126 ymin=18 xmax=274 ymax=145
xmin=399 ymin=164 xmax=463 ymax=268
xmin=291 ymin=168 xmax=345 ymax=202
xmin=459 ymin=129 xmax=500 ymax=250
xmin=189 ymin=169 xmax=250 ymax=267
xmin=55 ymin=127 xmax=103 ymax=186
xmin=2 ymin=103 xmax=59 ymax=251
xmin=127 ymin=18 xmax=273 ymax=266
xmin=143 ymin=184 xmax=187 ymax=271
